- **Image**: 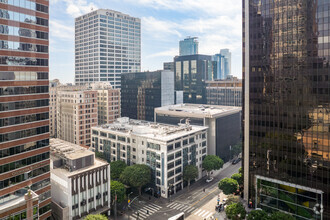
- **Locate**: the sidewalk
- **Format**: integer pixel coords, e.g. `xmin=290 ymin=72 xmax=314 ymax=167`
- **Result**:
xmin=169 ymin=161 xmax=232 ymax=201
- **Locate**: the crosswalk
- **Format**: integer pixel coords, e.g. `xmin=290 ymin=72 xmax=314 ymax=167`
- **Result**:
xmin=129 ymin=202 xmax=162 ymax=220
xmin=167 ymin=202 xmax=214 ymax=219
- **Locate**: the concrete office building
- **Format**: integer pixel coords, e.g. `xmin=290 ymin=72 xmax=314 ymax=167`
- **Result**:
xmin=50 ymin=80 xmax=88 ymax=137
xmin=56 ymin=90 xmax=98 ymax=147
xmin=91 ymin=117 xmax=208 ymax=198
xmin=244 ymin=1 xmax=330 ymax=218
xmin=0 ymin=0 xmax=51 ymax=219
xmin=179 ymin=37 xmax=198 ymax=56
xmin=163 ymin=62 xmax=174 ymax=71
xmin=206 ymin=76 xmax=242 ymax=107
xmin=121 ymin=70 xmax=177 ymax=122
xmin=50 ymin=139 xmax=110 ymax=220
xmin=75 ymin=9 xmax=141 ymax=88
xmin=155 ymin=104 xmax=241 ymax=162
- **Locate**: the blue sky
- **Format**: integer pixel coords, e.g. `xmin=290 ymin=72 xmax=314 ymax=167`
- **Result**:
xmin=50 ymin=0 xmax=242 ymax=83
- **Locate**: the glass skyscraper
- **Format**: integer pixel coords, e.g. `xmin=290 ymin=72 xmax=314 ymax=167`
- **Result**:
xmin=179 ymin=37 xmax=199 ymax=56
xmin=212 ymin=49 xmax=232 ymax=80
xmin=243 ymin=0 xmax=330 ymax=219
xmin=0 ymin=0 xmax=51 ymax=219
xmin=75 ymin=9 xmax=141 ymax=88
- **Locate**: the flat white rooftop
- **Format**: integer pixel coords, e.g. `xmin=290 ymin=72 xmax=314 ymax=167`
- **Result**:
xmin=50 ymin=138 xmax=94 ymax=160
xmin=93 ymin=118 xmax=208 ymax=142
xmin=155 ymin=104 xmax=241 ymax=118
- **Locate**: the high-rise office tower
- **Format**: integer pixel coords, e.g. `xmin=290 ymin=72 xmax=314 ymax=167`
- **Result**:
xmin=243 ymin=1 xmax=330 ymax=219
xmin=75 ymin=9 xmax=141 ymax=88
xmin=179 ymin=37 xmax=199 ymax=56
xmin=212 ymin=49 xmax=231 ymax=80
xmin=0 ymin=1 xmax=51 ymax=219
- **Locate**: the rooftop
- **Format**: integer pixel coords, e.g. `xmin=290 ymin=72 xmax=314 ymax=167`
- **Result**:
xmin=50 ymin=139 xmax=108 ymax=177
xmin=155 ymin=104 xmax=241 ymax=118
xmin=93 ymin=117 xmax=208 ymax=142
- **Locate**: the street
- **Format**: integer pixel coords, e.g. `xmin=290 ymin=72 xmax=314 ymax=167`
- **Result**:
xmin=116 ymin=162 xmax=241 ymax=220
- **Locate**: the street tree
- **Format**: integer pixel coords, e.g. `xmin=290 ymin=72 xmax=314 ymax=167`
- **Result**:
xmin=232 ymin=142 xmax=242 ymax=157
xmin=238 ymin=167 xmax=243 ymax=175
xmin=84 ymin=214 xmax=108 ymax=220
xmin=218 ymin=177 xmax=239 ymax=195
xmin=110 ymin=160 xmax=127 ymax=180
xmin=246 ymin=210 xmax=270 ymax=220
xmin=231 ymin=173 xmax=243 ymax=186
xmin=111 ymin=180 xmax=126 ymax=203
xmin=183 ymin=165 xmax=198 ymax=191
xmin=202 ymin=155 xmax=224 ymax=177
xmin=269 ymin=211 xmax=295 ymax=220
xmin=225 ymin=202 xmax=246 ymax=220
xmin=225 ymin=194 xmax=240 ymax=205
xmin=120 ymin=164 xmax=151 ymax=195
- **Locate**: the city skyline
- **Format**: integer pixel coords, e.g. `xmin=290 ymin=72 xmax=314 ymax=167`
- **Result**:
xmin=50 ymin=0 xmax=242 ymax=83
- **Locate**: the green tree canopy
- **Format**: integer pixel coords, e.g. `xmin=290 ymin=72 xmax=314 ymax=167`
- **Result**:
xmin=225 ymin=195 xmax=240 ymax=206
xmin=183 ymin=165 xmax=198 ymax=191
xmin=84 ymin=214 xmax=108 ymax=220
xmin=232 ymin=142 xmax=242 ymax=157
xmin=202 ymin=155 xmax=224 ymax=174
xmin=111 ymin=180 xmax=126 ymax=203
xmin=231 ymin=173 xmax=243 ymax=186
xmin=225 ymin=202 xmax=246 ymax=220
xmin=120 ymin=164 xmax=151 ymax=195
xmin=269 ymin=211 xmax=295 ymax=220
xmin=110 ymin=160 xmax=127 ymax=180
xmin=238 ymin=167 xmax=243 ymax=175
xmin=218 ymin=177 xmax=238 ymax=195
xmin=247 ymin=210 xmax=270 ymax=220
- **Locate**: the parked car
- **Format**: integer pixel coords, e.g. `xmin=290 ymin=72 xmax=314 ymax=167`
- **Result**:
xmin=206 ymin=177 xmax=214 ymax=183
xmin=232 ymin=157 xmax=242 ymax=164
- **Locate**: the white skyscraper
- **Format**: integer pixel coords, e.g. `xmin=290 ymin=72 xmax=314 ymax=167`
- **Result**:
xmin=75 ymin=9 xmax=141 ymax=88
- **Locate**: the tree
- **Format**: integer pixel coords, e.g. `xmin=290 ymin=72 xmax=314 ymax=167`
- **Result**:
xmin=226 ymin=194 xmax=240 ymax=205
xmin=232 ymin=142 xmax=242 ymax=157
xmin=110 ymin=160 xmax=127 ymax=180
xmin=202 ymin=155 xmax=224 ymax=176
xmin=218 ymin=177 xmax=238 ymax=195
xmin=120 ymin=164 xmax=151 ymax=195
xmin=183 ymin=165 xmax=198 ymax=191
xmin=95 ymin=151 xmax=107 ymax=161
xmin=269 ymin=211 xmax=295 ymax=220
xmin=111 ymin=180 xmax=126 ymax=203
xmin=247 ymin=210 xmax=270 ymax=220
xmin=231 ymin=173 xmax=243 ymax=186
xmin=238 ymin=167 xmax=243 ymax=175
xmin=225 ymin=202 xmax=246 ymax=220
xmin=84 ymin=214 xmax=108 ymax=220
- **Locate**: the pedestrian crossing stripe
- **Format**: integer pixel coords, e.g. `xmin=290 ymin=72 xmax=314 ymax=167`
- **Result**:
xmin=194 ymin=209 xmax=203 ymax=215
xmin=205 ymin=212 xmax=213 ymax=219
xmin=198 ymin=210 xmax=207 ymax=216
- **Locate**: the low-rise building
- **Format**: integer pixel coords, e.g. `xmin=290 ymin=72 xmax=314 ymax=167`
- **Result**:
xmin=206 ymin=76 xmax=242 ymax=107
xmin=155 ymin=104 xmax=241 ymax=162
xmin=91 ymin=117 xmax=208 ymax=198
xmin=50 ymin=139 xmax=110 ymax=220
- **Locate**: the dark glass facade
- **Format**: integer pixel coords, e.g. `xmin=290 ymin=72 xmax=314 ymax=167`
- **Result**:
xmin=0 ymin=0 xmax=50 ymax=219
xmin=244 ymin=0 xmax=330 ymax=219
xmin=121 ymin=71 xmax=162 ymax=121
xmin=174 ymin=55 xmax=215 ymax=104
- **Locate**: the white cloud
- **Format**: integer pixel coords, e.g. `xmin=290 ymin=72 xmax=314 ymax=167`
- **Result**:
xmin=51 ymin=0 xmax=98 ymax=17
xmin=123 ymin=0 xmax=241 ymax=16
xmin=146 ymin=47 xmax=178 ymax=58
xmin=142 ymin=16 xmax=182 ymax=39
xmin=50 ymin=20 xmax=74 ymax=40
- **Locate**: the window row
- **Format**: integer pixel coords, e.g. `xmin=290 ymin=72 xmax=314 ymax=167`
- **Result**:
xmin=0 ymin=9 xmax=48 ymax=26
xmin=0 ymin=85 xmax=48 ymax=96
xmin=0 ymin=56 xmax=48 ymax=66
xmin=0 ymin=125 xmax=49 ymax=142
xmin=0 ymin=71 xmax=48 ymax=81
xmin=0 ymin=40 xmax=48 ymax=53
xmin=0 ymin=139 xmax=49 ymax=158
xmin=0 ymin=0 xmax=48 ymax=13
xmin=0 ymin=152 xmax=49 ymax=173
xmin=0 ymin=24 xmax=49 ymax=40
xmin=0 ymin=112 xmax=49 ymax=127
xmin=0 ymin=99 xmax=49 ymax=111
xmin=0 ymin=165 xmax=50 ymax=189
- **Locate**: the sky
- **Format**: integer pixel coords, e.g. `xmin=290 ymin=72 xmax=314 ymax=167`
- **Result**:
xmin=50 ymin=0 xmax=242 ymax=83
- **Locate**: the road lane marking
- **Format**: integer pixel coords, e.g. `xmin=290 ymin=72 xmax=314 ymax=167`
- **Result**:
xmin=194 ymin=209 xmax=203 ymax=215
xmin=191 ymin=187 xmax=218 ymax=207
xmin=181 ymin=206 xmax=191 ymax=212
xmin=205 ymin=212 xmax=213 ymax=219
xmin=198 ymin=210 xmax=207 ymax=216
xmin=201 ymin=211 xmax=210 ymax=218
xmin=167 ymin=203 xmax=175 ymax=208
xmin=186 ymin=207 xmax=196 ymax=213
